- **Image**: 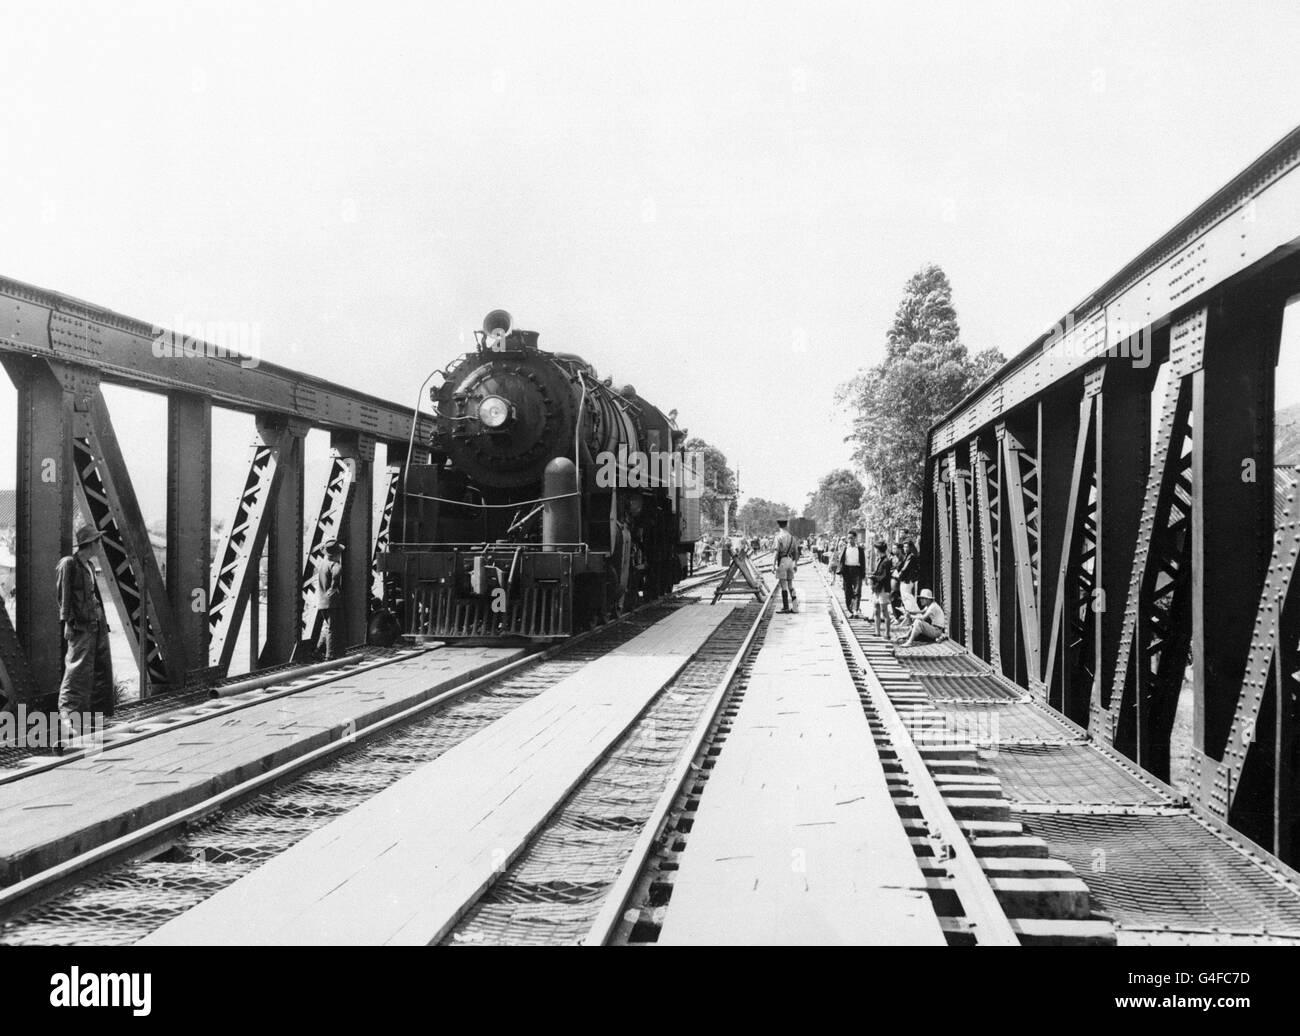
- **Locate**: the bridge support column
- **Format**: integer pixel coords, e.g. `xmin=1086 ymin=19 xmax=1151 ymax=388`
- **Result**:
xmin=997 ymin=414 xmax=1041 ymax=691
xmin=3 ymin=358 xmax=78 ymax=704
xmin=1094 ymin=362 xmax=1152 ymax=725
xmin=1038 ymin=387 xmax=1081 ymax=696
xmin=333 ymin=432 xmax=375 ymax=650
xmin=971 ymin=435 xmax=1002 ymax=672
xmin=262 ymin=419 xmax=308 ymax=666
xmin=168 ymin=392 xmax=212 ymax=677
xmin=1191 ymin=283 xmax=1287 ymax=845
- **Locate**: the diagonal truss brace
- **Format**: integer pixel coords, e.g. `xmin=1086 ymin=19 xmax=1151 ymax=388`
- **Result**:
xmin=73 ymin=389 xmax=187 ymax=688
xmin=998 ymin=422 xmax=1042 ymax=690
xmin=208 ymin=418 xmax=294 ymax=674
xmin=301 ymin=453 xmax=359 ymax=641
xmin=1043 ymin=376 xmax=1101 ymax=715
xmin=971 ymin=440 xmax=1002 ymax=671
xmin=1199 ymin=471 xmax=1300 ymax=819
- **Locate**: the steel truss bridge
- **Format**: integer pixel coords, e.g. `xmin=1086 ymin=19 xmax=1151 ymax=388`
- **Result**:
xmin=923 ymin=125 xmax=1300 ymax=864
xmin=0 ymin=279 xmax=433 ymax=707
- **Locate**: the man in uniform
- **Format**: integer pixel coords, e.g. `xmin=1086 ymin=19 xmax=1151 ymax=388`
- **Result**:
xmin=773 ymin=518 xmax=799 ymax=613
xmin=315 ymin=539 xmax=345 ymax=659
xmin=56 ymin=524 xmax=115 ymax=742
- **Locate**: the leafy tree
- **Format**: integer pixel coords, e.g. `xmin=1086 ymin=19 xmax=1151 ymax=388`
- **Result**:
xmin=737 ymin=496 xmax=796 ymax=534
xmin=838 ymin=264 xmax=1004 ymax=533
xmin=805 ymin=468 xmax=863 ymax=535
xmin=684 ymin=436 xmax=737 ymax=530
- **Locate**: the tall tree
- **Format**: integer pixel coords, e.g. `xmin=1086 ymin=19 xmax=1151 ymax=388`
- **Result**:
xmin=839 ymin=264 xmax=1004 ymax=534
xmin=684 ymin=436 xmax=737 ymax=530
xmin=805 ymin=468 xmax=864 ymax=535
xmin=737 ymin=496 xmax=796 ymax=534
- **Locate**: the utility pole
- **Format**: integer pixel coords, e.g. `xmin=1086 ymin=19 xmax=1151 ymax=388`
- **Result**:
xmin=716 ymin=467 xmax=740 ymax=564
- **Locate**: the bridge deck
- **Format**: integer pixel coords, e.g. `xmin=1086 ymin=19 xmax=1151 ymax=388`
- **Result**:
xmin=143 ymin=601 xmax=741 ymax=945
xmin=656 ymin=571 xmax=945 ymax=945
xmin=0 ymin=646 xmax=525 ymax=887
xmin=883 ymin=623 xmax=1300 ymax=945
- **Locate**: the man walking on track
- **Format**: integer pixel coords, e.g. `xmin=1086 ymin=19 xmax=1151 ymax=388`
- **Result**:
xmin=773 ymin=518 xmax=800 ymax=613
xmin=55 ymin=523 xmax=115 ymax=742
xmin=832 ymin=529 xmax=866 ymax=618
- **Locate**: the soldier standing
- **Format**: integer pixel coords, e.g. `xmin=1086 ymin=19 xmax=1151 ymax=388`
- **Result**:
xmin=773 ymin=518 xmax=800 ymax=613
xmin=56 ymin=524 xmax=115 ymax=740
xmin=315 ymin=539 xmax=345 ymax=659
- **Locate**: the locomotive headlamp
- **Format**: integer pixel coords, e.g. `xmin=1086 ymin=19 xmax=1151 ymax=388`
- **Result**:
xmin=478 ymin=394 xmax=512 ymax=428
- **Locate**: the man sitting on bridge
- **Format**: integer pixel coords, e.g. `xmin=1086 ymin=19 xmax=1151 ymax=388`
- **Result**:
xmin=896 ymin=588 xmax=946 ymax=647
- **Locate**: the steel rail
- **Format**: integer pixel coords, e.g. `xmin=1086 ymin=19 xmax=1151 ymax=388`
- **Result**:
xmin=0 ymin=650 xmax=419 ymax=789
xmin=581 ymin=579 xmax=776 ymax=945
xmin=818 ymin=563 xmax=1020 ymax=946
xmin=0 ymin=577 xmax=733 ymax=924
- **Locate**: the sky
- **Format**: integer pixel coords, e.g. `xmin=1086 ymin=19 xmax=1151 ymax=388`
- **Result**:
xmin=2 ymin=0 xmax=1300 ymax=521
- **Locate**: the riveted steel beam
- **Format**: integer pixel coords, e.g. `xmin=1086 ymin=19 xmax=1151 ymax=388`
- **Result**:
xmin=998 ymin=421 xmax=1042 ymax=691
xmin=1043 ymin=373 xmax=1100 ymax=722
xmin=167 ymin=392 xmax=212 ymax=679
xmin=971 ymin=436 xmax=1002 ymax=671
xmin=948 ymin=451 xmax=976 ymax=651
xmin=1101 ymin=362 xmax=1194 ymax=774
xmin=334 ymin=432 xmax=375 ymax=650
xmin=933 ymin=464 xmax=953 ymax=625
xmin=262 ymin=419 xmax=308 ymax=667
xmin=1188 ymin=282 xmax=1291 ymax=846
xmin=930 ymin=123 xmax=1300 ymax=455
xmin=0 ymin=276 xmax=433 ymax=445
xmin=2 ymin=357 xmax=81 ymax=703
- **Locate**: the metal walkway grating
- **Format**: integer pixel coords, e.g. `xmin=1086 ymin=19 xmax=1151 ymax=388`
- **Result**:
xmin=984 ymin=742 xmax=1177 ymax=807
xmin=930 ymin=699 xmax=1082 ymax=744
xmin=893 ymin=640 xmax=966 ymax=658
xmin=1019 ymin=812 xmax=1300 ymax=938
xmin=915 ymin=673 xmax=1024 ymax=700
xmin=898 ymin=655 xmax=992 ymax=676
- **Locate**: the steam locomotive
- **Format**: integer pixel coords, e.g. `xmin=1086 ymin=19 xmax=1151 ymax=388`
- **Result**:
xmin=379 ymin=310 xmax=701 ymax=639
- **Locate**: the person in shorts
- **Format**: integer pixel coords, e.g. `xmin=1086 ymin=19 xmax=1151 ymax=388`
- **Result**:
xmin=773 ymin=518 xmax=800 ymax=613
xmin=870 ymin=539 xmax=893 ymax=639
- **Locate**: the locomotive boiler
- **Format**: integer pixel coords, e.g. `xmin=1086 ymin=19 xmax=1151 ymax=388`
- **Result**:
xmin=379 ymin=310 xmax=701 ymax=639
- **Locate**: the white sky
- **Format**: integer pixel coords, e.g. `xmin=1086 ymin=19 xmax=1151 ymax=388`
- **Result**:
xmin=3 ymin=0 xmax=1300 ymax=520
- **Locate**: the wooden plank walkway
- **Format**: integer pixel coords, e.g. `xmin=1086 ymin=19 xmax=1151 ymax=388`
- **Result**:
xmin=0 ymin=646 xmax=525 ymax=886
xmin=144 ymin=601 xmax=738 ymax=945
xmin=657 ymin=573 xmax=945 ymax=945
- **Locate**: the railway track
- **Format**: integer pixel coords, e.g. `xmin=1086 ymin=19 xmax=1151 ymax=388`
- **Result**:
xmin=606 ymin=563 xmax=1111 ymax=946
xmin=0 ymin=563 xmax=744 ymax=945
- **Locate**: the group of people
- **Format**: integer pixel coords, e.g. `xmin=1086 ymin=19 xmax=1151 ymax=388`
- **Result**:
xmin=824 ymin=531 xmax=946 ymax=647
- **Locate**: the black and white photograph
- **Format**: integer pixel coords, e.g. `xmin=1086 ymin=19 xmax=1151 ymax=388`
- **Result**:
xmin=0 ymin=0 xmax=1297 ymax=1014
